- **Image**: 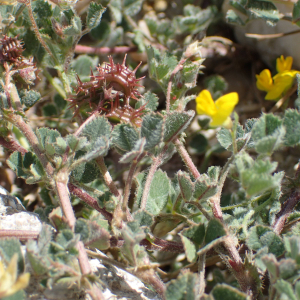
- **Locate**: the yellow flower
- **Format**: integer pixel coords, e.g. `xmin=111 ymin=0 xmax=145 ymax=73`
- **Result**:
xmin=0 ymin=254 xmax=30 ymax=298
xmin=195 ymin=89 xmax=239 ymax=127
xmin=256 ymin=55 xmax=299 ymax=101
xmin=265 ymin=70 xmax=298 ymax=100
xmin=256 ymin=69 xmax=273 ymax=92
xmin=276 ymin=55 xmax=293 ymax=73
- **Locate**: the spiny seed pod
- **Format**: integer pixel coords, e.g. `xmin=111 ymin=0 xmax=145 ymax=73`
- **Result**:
xmin=0 ymin=35 xmax=24 ymax=63
xmin=102 ymin=92 xmax=146 ymax=127
xmin=95 ymin=54 xmax=144 ymax=104
xmin=68 ymin=55 xmax=145 ymax=126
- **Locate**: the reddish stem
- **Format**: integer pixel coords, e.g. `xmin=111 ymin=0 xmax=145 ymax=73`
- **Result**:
xmin=68 ymin=182 xmax=113 ymax=223
xmin=166 ymin=58 xmax=186 ymax=113
xmin=273 ymin=190 xmax=300 ymax=234
xmin=0 ymin=230 xmax=39 ymax=240
xmin=75 ymin=45 xmax=138 ymax=55
xmin=140 ymin=237 xmax=184 ymax=253
xmin=55 ymin=179 xmax=76 ymax=229
xmin=174 ymin=138 xmax=200 ymax=179
xmin=0 ymin=136 xmax=28 ymax=155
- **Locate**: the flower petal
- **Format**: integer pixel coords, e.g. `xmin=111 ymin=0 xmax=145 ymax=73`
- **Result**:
xmin=276 ymin=55 xmax=293 ymax=73
xmin=211 ymin=92 xmax=239 ymax=126
xmin=3 ymin=273 xmax=30 ymax=298
xmin=265 ymin=71 xmax=298 ymax=100
xmin=256 ymin=69 xmax=273 ymax=92
xmin=195 ymin=89 xmax=217 ymax=117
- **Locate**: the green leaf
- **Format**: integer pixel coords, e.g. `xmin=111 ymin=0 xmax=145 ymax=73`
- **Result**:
xmin=247 ymin=225 xmax=285 ymax=257
xmin=109 ymin=0 xmax=122 ymax=23
xmin=132 ymin=210 xmax=154 ymax=228
xmin=164 ymin=111 xmax=195 ymax=142
xmin=205 ymin=219 xmax=227 ymax=245
xmin=278 ymin=258 xmax=298 ymax=280
xmin=79 ymin=116 xmax=111 ymax=155
xmin=146 ymin=46 xmax=178 ymax=90
xmin=226 ymin=9 xmax=245 ymax=25
xmin=26 ymin=225 xmax=53 ymax=275
xmin=235 ymin=154 xmax=283 ymax=197
xmin=295 ymin=281 xmax=300 ymax=299
xmin=251 ymin=114 xmax=285 ymax=154
xmin=247 ymin=0 xmax=281 ymax=25
xmin=217 ymin=127 xmax=233 ymax=150
xmin=173 ymin=5 xmax=216 ymax=35
xmin=178 ymin=171 xmax=194 ymax=202
xmin=135 ymin=91 xmax=159 ymax=112
xmin=274 ymin=279 xmax=297 ymax=300
xmin=0 ymin=239 xmax=24 ymax=273
xmin=71 ymin=160 xmax=100 ymax=183
xmin=73 ymin=137 xmax=109 ymax=164
xmin=75 ymin=219 xmax=110 ymax=250
xmin=141 ymin=113 xmax=164 ymax=151
xmin=7 ymin=151 xmax=45 ymax=184
xmin=86 ymin=2 xmax=106 ymax=30
xmin=180 ymin=235 xmax=197 ymax=262
xmin=294 ymin=1 xmax=300 ymax=26
xmin=283 ymin=109 xmax=300 ymax=146
xmin=189 ymin=133 xmax=208 ymax=154
xmin=182 ymin=224 xmax=205 ymax=246
xmin=261 ymin=254 xmax=278 ymax=278
xmin=66 ymin=134 xmax=87 ymax=152
xmin=112 ymin=123 xmax=139 ymax=154
xmin=62 ymin=16 xmax=82 ymax=35
xmin=119 ymin=138 xmax=145 ymax=163
xmin=165 ymin=272 xmax=197 ymax=300
xmin=123 ymin=0 xmax=144 ymax=16
xmin=142 ymin=169 xmax=170 ymax=215
xmin=36 ymin=127 xmax=61 ymax=151
xmin=211 ymin=284 xmax=247 ymax=300
xmin=19 ymin=89 xmax=41 ymax=108
xmin=71 ymin=55 xmax=98 ymax=78
xmin=284 ymin=236 xmax=300 ymax=264
xmin=37 ymin=224 xmax=53 ymax=256
xmin=217 ymin=123 xmax=247 ymax=152
xmin=193 ymin=173 xmax=218 ymax=202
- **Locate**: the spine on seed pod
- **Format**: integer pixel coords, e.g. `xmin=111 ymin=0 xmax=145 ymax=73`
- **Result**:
xmin=68 ymin=55 xmax=146 ymax=127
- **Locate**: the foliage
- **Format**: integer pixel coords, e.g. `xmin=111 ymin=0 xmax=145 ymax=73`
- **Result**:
xmin=0 ymin=0 xmax=300 ymax=300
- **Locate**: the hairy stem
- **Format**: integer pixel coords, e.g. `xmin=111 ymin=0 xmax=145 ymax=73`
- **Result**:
xmin=0 ymin=230 xmax=39 ymax=240
xmin=0 ymin=136 xmax=28 ymax=155
xmin=75 ymin=45 xmax=138 ymax=55
xmin=25 ymin=0 xmax=55 ymax=63
xmin=55 ymin=178 xmax=76 ymax=229
xmin=68 ymin=182 xmax=113 ymax=223
xmin=273 ymin=189 xmax=300 ymax=234
xmin=54 ymin=172 xmax=106 ymax=300
xmin=5 ymin=112 xmax=54 ymax=176
xmin=174 ymin=138 xmax=200 ymax=179
xmin=166 ymin=59 xmax=186 ymax=113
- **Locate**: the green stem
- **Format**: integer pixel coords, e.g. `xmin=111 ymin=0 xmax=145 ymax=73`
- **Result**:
xmin=42 ymin=68 xmax=67 ymax=99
